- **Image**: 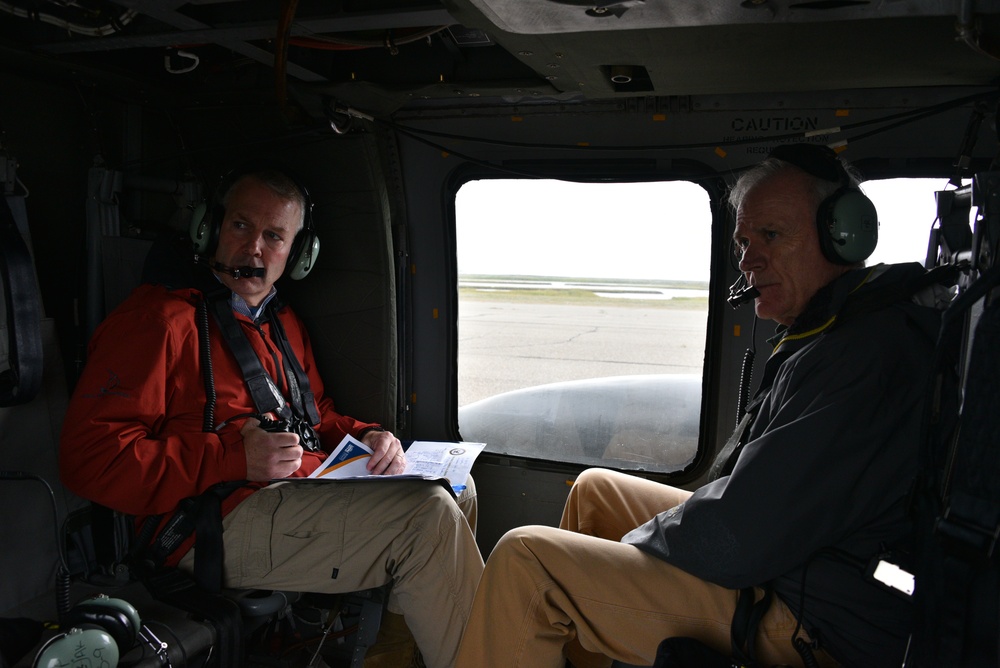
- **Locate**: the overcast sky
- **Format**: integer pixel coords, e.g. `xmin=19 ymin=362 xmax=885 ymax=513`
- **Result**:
xmin=456 ymin=177 xmax=948 ymax=282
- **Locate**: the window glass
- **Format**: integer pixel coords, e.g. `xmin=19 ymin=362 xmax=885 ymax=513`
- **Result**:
xmin=863 ymin=178 xmax=962 ymax=266
xmin=456 ymin=179 xmax=711 ymax=473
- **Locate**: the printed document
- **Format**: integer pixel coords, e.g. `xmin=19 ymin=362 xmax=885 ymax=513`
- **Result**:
xmin=308 ymin=435 xmax=486 ymax=489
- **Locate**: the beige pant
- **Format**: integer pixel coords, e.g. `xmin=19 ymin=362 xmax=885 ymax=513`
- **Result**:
xmin=182 ymin=476 xmax=483 ymax=668
xmin=455 ymin=468 xmax=836 ymax=668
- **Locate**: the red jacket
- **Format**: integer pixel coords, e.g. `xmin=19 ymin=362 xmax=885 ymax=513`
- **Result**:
xmin=59 ymin=283 xmax=378 ymax=564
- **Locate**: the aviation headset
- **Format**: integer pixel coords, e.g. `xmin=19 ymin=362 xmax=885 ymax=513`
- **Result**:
xmin=32 ymin=595 xmax=141 ymax=667
xmin=769 ymin=143 xmax=879 ymax=265
xmin=189 ymin=163 xmax=320 ymax=280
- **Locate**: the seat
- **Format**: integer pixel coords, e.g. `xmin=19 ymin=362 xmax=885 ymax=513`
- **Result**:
xmin=88 ymin=230 xmax=390 ymax=665
xmin=84 ymin=503 xmax=388 ymax=667
xmin=54 ymin=177 xmax=396 ymax=667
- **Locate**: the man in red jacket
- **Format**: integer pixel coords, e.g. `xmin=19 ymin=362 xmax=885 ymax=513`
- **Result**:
xmin=60 ymin=167 xmax=484 ymax=668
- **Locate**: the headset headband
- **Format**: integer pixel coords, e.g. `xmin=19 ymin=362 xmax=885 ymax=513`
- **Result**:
xmin=767 ymin=144 xmax=878 ymax=265
xmin=768 ymin=144 xmax=845 ymax=184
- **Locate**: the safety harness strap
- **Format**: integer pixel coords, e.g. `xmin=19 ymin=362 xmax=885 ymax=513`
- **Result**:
xmin=138 ymin=480 xmax=247 ymax=594
xmin=907 ymin=262 xmax=1000 ymax=666
xmin=206 ymin=289 xmax=289 ymax=420
xmin=708 ymin=412 xmax=754 ymax=482
xmin=650 ymin=585 xmax=774 ymax=668
xmin=265 ymin=298 xmax=321 ymax=426
xmin=731 ymin=585 xmax=773 ymax=666
xmin=0 ymin=194 xmax=43 ymax=407
xmin=191 ymin=481 xmax=248 ymax=594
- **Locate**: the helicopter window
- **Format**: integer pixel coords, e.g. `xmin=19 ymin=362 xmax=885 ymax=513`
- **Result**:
xmin=455 ymin=179 xmax=711 ymax=473
xmin=454 ymin=176 xmax=952 ymax=472
xmin=863 ymin=177 xmax=965 ymax=266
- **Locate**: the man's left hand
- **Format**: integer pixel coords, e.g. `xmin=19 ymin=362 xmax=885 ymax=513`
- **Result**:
xmin=363 ymin=430 xmax=406 ymax=475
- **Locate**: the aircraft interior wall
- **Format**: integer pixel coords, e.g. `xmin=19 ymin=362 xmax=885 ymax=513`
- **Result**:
xmin=1 ymin=69 xmax=101 ymax=616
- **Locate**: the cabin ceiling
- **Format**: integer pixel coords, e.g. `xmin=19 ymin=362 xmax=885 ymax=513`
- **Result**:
xmin=2 ymin=0 xmax=1000 ymax=118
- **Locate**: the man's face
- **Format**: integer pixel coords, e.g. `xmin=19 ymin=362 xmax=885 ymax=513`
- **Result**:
xmin=211 ymin=176 xmax=303 ymax=307
xmin=733 ymin=169 xmax=850 ymax=326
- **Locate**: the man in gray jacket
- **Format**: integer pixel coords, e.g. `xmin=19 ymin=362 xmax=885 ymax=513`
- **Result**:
xmin=455 ymin=144 xmax=947 ymax=668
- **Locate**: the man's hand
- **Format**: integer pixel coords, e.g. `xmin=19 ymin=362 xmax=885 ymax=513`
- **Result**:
xmin=241 ymin=418 xmax=304 ymax=481
xmin=363 ymin=430 xmax=406 ymax=475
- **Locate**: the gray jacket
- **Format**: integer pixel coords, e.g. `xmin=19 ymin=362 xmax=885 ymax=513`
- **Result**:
xmin=623 ymin=263 xmax=948 ymax=667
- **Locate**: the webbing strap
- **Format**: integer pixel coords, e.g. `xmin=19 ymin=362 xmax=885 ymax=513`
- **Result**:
xmin=907 ymin=263 xmax=1000 ymax=667
xmin=932 ymin=263 xmax=1000 ymax=554
xmin=731 ymin=585 xmax=773 ymax=667
xmin=0 ymin=195 xmax=43 ymax=406
xmin=192 ymin=481 xmax=246 ymax=594
xmin=941 ymin=292 xmax=1000 ymax=537
xmin=708 ymin=412 xmax=754 ymax=482
xmin=934 ymin=275 xmax=1000 ymax=663
xmin=206 ymin=291 xmax=288 ymax=420
xmin=265 ymin=299 xmax=320 ymax=425
xmin=140 ymin=480 xmax=246 ymax=594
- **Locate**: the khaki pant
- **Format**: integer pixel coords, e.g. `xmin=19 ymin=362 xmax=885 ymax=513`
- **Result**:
xmin=182 ymin=477 xmax=483 ymax=668
xmin=455 ymin=468 xmax=836 ymax=668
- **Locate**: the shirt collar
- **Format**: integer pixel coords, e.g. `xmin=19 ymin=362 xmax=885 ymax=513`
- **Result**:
xmin=232 ymin=286 xmax=278 ymax=321
xmin=212 ymin=273 xmax=277 ymax=320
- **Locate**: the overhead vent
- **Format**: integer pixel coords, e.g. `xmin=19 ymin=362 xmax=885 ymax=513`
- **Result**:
xmin=606 ymin=65 xmax=653 ymax=93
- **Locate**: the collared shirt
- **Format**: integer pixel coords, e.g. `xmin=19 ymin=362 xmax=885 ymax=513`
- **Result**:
xmin=231 ymin=286 xmax=278 ymax=321
xmin=212 ymin=273 xmax=278 ymax=321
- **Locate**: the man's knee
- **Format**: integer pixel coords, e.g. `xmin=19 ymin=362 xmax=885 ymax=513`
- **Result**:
xmin=570 ymin=467 xmax=619 ymax=504
xmin=413 ymin=480 xmax=465 ymax=521
xmin=491 ymin=525 xmax=564 ymax=563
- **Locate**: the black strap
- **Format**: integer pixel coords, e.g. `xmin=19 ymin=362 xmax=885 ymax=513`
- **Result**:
xmin=731 ymin=585 xmax=773 ymax=667
xmin=834 ymin=264 xmax=959 ymax=326
xmin=0 ymin=195 xmax=43 ymax=407
xmin=192 ymin=481 xmax=247 ymax=594
xmin=205 ymin=289 xmax=321 ymax=428
xmin=205 ymin=289 xmax=289 ymax=421
xmin=928 ymin=266 xmax=1000 ymax=663
xmin=140 ymin=480 xmax=246 ymax=594
xmin=652 ymin=637 xmax=735 ymax=668
xmin=265 ymin=298 xmax=321 ymax=425
xmin=709 ymin=412 xmax=755 ymax=482
xmin=650 ymin=586 xmax=774 ymax=668
xmin=906 ymin=262 xmax=1000 ymax=667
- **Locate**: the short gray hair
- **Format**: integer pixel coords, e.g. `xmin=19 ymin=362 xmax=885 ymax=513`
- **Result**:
xmin=224 ymin=168 xmax=307 ymax=231
xmin=728 ymin=153 xmax=863 ymax=213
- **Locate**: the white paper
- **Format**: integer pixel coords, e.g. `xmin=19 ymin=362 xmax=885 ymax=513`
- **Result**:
xmin=402 ymin=440 xmax=486 ymax=488
xmin=308 ymin=435 xmax=486 ymax=488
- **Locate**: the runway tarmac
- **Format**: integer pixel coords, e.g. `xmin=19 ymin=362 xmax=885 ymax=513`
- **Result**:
xmin=458 ymin=298 xmax=708 ymax=406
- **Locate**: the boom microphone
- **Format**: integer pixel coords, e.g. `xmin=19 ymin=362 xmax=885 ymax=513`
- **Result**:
xmin=727 ymin=275 xmax=760 ymax=309
xmin=196 ymin=255 xmax=266 ymax=279
xmin=213 ymin=262 xmax=266 ymax=279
